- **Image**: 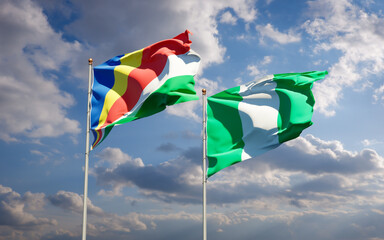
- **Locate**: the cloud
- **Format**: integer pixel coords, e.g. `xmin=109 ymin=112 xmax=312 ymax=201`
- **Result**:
xmin=247 ymin=64 xmax=262 ymax=76
xmin=92 ymin=147 xmax=202 ymax=204
xmin=47 ymin=190 xmax=148 ymax=235
xmin=0 ymin=0 xmax=81 ymax=142
xmin=205 ymin=134 xmax=384 ymax=207
xmin=91 ymin=133 xmax=384 ymax=209
xmin=165 ymin=101 xmax=201 ymax=122
xmin=156 ymin=142 xmax=182 ymax=153
xmin=27 ymin=137 xmax=384 ymax=239
xmin=265 ymin=134 xmax=384 ymax=175
xmin=46 ymin=190 xmax=202 ymax=238
xmin=81 ymin=136 xmax=384 ymax=239
xmin=303 ymin=0 xmax=384 ymax=116
xmin=48 ymin=191 xmax=104 ymax=216
xmin=220 ymin=11 xmax=238 ymax=25
xmin=0 ymin=185 xmax=56 ymax=228
xmin=256 ymin=23 xmax=301 ymax=44
xmin=65 ymin=0 xmax=257 ymax=69
xmin=261 ymin=56 xmax=272 ymax=65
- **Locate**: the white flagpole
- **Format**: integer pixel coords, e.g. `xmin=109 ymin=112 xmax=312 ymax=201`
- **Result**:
xmin=82 ymin=58 xmax=93 ymax=240
xmin=202 ymin=89 xmax=207 ymax=240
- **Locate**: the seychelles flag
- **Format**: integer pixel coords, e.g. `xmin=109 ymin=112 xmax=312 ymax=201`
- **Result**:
xmin=90 ymin=30 xmax=201 ymax=149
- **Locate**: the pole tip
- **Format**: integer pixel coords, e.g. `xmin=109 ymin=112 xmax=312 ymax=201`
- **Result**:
xmin=202 ymin=88 xmax=206 ymax=95
xmin=88 ymin=58 xmax=93 ymax=64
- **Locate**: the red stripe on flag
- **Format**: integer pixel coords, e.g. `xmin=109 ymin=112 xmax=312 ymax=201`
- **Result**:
xmin=99 ymin=32 xmax=192 ymax=129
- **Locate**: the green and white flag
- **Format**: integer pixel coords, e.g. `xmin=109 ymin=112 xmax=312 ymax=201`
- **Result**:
xmin=206 ymin=71 xmax=328 ymax=177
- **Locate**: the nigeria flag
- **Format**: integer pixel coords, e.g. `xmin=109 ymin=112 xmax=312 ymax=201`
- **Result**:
xmin=206 ymin=71 xmax=328 ymax=177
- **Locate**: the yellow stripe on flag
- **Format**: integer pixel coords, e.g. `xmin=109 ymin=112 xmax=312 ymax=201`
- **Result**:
xmin=96 ymin=49 xmax=143 ymax=129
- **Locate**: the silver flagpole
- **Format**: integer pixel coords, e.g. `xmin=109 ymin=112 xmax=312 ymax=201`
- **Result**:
xmin=82 ymin=58 xmax=93 ymax=240
xmin=202 ymin=89 xmax=207 ymax=240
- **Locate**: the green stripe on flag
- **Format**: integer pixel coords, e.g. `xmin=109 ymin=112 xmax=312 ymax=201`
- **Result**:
xmin=274 ymin=71 xmax=328 ymax=143
xmin=207 ymin=86 xmax=244 ymax=177
xmin=113 ymin=75 xmax=198 ymax=125
xmin=99 ymin=75 xmax=198 ymax=145
xmin=135 ymin=75 xmax=198 ymax=118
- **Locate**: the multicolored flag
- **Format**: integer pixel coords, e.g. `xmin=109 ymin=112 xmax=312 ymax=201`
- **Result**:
xmin=206 ymin=71 xmax=328 ymax=177
xmin=90 ymin=30 xmax=201 ymax=149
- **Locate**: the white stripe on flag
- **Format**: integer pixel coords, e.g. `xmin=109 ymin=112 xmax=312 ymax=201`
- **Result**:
xmin=115 ymin=50 xmax=200 ymax=124
xmin=238 ymin=76 xmax=280 ymax=160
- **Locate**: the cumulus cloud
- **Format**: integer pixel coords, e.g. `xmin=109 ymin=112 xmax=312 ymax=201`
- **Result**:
xmin=47 ymin=190 xmax=148 ymax=235
xmin=92 ymin=147 xmax=202 ymax=203
xmin=64 ymin=0 xmax=256 ymax=68
xmin=0 ymin=185 xmax=55 ymax=229
xmin=32 ymin=135 xmax=384 ymax=239
xmin=303 ymin=0 xmax=384 ymax=116
xmin=0 ymin=0 xmax=81 ymax=142
xmin=90 ymin=134 xmax=384 ymax=209
xmin=48 ymin=191 xmax=104 ymax=216
xmin=46 ymin=191 xmax=201 ymax=238
xmin=49 ymin=135 xmax=382 ymax=239
xmin=205 ymin=134 xmax=384 ymax=209
xmin=266 ymin=134 xmax=384 ymax=175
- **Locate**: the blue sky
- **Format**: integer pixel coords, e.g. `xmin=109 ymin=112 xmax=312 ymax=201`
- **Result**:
xmin=1 ymin=0 xmax=384 ymax=239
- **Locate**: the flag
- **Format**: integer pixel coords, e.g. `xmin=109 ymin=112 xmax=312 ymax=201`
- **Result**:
xmin=91 ymin=30 xmax=201 ymax=149
xmin=206 ymin=71 xmax=328 ymax=177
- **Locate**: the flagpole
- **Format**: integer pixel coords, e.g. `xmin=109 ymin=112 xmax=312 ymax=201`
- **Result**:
xmin=82 ymin=58 xmax=93 ymax=240
xmin=202 ymin=89 xmax=207 ymax=240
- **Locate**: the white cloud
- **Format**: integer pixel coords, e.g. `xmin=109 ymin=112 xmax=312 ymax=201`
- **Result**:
xmin=247 ymin=64 xmax=261 ymax=76
xmin=166 ymin=101 xmax=201 ymax=122
xmin=66 ymin=0 xmax=257 ymax=70
xmin=247 ymin=64 xmax=267 ymax=79
xmin=220 ymin=11 xmax=238 ymax=25
xmin=90 ymin=134 xmax=384 ymax=210
xmin=256 ymin=23 xmax=301 ymax=44
xmin=197 ymin=77 xmax=222 ymax=94
xmin=48 ymin=191 xmax=104 ymax=216
xmin=47 ymin=190 xmax=150 ymax=236
xmin=303 ymin=0 xmax=384 ymax=116
xmin=23 ymin=192 xmax=46 ymax=211
xmin=0 ymin=0 xmax=81 ymax=142
xmin=0 ymin=185 xmax=56 ymax=228
xmin=270 ymin=134 xmax=384 ymax=175
xmin=261 ymin=55 xmax=273 ymax=65
xmin=92 ymin=147 xmax=202 ymax=204
xmin=94 ymin=147 xmax=144 ymax=169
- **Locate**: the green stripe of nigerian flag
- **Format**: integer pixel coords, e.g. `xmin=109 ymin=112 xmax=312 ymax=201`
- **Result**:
xmin=206 ymin=71 xmax=328 ymax=177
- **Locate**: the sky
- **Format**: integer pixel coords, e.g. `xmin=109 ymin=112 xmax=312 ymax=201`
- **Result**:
xmin=1 ymin=0 xmax=384 ymax=239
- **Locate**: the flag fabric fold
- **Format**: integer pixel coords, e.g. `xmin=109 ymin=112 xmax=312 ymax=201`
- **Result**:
xmin=206 ymin=71 xmax=328 ymax=177
xmin=90 ymin=30 xmax=201 ymax=149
